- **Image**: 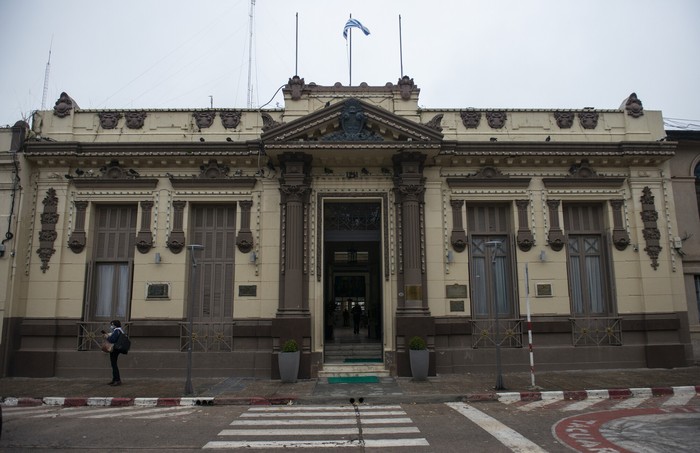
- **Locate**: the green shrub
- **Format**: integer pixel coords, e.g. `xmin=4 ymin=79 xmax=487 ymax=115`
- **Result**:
xmin=282 ymin=339 xmax=299 ymax=352
xmin=408 ymin=336 xmax=427 ymax=350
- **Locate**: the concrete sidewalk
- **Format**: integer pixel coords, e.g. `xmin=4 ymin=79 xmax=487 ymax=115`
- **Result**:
xmin=2 ymin=366 xmax=699 ymax=407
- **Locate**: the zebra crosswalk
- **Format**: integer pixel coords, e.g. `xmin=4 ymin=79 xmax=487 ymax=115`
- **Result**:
xmin=203 ymin=404 xmax=429 ymax=450
xmin=500 ymin=386 xmax=699 ymax=413
xmin=1 ymin=404 xmax=197 ymax=420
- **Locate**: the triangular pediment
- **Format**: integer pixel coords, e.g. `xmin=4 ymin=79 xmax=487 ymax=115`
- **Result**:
xmin=261 ymin=98 xmax=443 ymax=143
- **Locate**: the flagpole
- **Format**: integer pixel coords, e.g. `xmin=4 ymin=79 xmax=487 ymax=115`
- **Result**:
xmin=399 ymin=14 xmax=404 ymax=77
xmin=295 ymin=12 xmax=299 ymax=75
xmin=349 ymin=13 xmax=352 ymax=86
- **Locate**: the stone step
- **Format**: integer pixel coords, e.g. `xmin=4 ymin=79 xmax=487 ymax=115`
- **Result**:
xmin=318 ymin=363 xmax=390 ymax=378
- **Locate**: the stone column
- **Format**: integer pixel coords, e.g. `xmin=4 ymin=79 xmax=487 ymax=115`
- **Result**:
xmin=276 ymin=152 xmax=312 ymax=317
xmin=393 ymin=152 xmax=428 ymax=314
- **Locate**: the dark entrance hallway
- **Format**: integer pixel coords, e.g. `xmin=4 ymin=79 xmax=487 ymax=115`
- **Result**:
xmin=323 ymin=201 xmax=383 ymax=363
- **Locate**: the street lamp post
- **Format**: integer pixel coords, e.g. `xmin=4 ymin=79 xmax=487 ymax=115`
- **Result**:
xmin=185 ymin=244 xmax=204 ymax=396
xmin=486 ymin=240 xmax=506 ymax=391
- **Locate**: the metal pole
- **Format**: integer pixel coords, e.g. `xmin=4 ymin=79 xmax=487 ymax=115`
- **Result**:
xmin=349 ymin=14 xmax=352 ymax=86
xmin=525 ymin=263 xmax=537 ymax=389
xmin=185 ymin=244 xmax=204 ymax=395
xmin=399 ymin=15 xmax=404 ymax=77
xmin=295 ymin=12 xmax=299 ymax=76
xmin=486 ymin=240 xmax=505 ymax=390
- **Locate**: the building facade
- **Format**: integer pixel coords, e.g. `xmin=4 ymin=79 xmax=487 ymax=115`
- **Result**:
xmin=667 ymin=130 xmax=700 ymax=365
xmin=0 ymin=77 xmax=692 ymax=379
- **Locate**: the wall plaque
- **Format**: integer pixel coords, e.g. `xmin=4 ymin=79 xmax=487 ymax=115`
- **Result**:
xmin=446 ymin=284 xmax=468 ymax=298
xmin=535 ymin=283 xmax=553 ymax=297
xmin=146 ymin=283 xmax=170 ymax=299
xmin=239 ymin=285 xmax=257 ymax=297
xmin=450 ymin=300 xmax=465 ymax=312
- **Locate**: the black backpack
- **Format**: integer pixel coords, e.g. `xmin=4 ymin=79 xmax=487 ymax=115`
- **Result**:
xmin=114 ymin=331 xmax=131 ymax=354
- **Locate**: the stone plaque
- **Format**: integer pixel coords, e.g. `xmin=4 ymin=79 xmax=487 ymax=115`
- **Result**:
xmin=146 ymin=283 xmax=170 ymax=299
xmin=450 ymin=300 xmax=465 ymax=312
xmin=446 ymin=284 xmax=468 ymax=298
xmin=239 ymin=285 xmax=257 ymax=297
xmin=535 ymin=283 xmax=553 ymax=297
xmin=405 ymin=285 xmax=423 ymax=301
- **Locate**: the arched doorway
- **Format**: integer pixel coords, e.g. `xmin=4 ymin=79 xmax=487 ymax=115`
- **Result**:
xmin=323 ymin=201 xmax=383 ymax=363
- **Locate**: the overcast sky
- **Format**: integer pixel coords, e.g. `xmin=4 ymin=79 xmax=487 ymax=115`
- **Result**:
xmin=1 ymin=0 xmax=699 ymax=129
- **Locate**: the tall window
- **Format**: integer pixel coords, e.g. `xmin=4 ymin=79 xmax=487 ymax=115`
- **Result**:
xmin=190 ymin=205 xmax=236 ymax=321
xmin=89 ymin=205 xmax=137 ymax=321
xmin=467 ymin=205 xmax=516 ymax=319
xmin=563 ymin=203 xmax=613 ymax=316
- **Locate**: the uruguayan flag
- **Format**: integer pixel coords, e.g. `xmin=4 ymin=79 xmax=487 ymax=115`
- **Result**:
xmin=343 ymin=18 xmax=370 ymax=39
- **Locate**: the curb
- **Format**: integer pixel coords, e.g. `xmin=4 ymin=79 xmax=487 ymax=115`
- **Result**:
xmin=1 ymin=385 xmax=698 ymax=407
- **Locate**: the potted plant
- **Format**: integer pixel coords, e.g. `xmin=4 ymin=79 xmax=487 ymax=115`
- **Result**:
xmin=408 ymin=336 xmax=429 ymax=381
xmin=278 ymin=339 xmax=300 ymax=383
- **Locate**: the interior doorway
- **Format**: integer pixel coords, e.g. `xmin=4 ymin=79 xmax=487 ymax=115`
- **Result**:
xmin=323 ymin=201 xmax=383 ymax=363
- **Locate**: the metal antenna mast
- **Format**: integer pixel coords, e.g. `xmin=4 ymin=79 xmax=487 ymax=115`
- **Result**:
xmin=246 ymin=0 xmax=256 ymax=108
xmin=41 ymin=36 xmax=54 ymax=110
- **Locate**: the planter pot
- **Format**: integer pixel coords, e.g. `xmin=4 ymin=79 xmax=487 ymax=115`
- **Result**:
xmin=409 ymin=349 xmax=429 ymax=381
xmin=279 ymin=351 xmax=300 ymax=383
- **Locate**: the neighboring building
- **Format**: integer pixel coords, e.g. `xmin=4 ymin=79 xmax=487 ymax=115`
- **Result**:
xmin=0 ymin=77 xmax=692 ymax=379
xmin=667 ymin=129 xmax=700 ymax=365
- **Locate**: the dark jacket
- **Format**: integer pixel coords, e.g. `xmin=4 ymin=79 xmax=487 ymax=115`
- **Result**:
xmin=107 ymin=328 xmax=124 ymax=344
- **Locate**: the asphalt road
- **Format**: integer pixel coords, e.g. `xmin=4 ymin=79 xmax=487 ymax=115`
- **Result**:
xmin=1 ymin=396 xmax=699 ymax=452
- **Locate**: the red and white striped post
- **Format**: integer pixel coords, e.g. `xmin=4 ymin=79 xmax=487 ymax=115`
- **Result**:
xmin=525 ymin=263 xmax=537 ymax=389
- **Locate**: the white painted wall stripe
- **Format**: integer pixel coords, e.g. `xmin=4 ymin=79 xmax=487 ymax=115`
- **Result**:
xmin=134 ymin=397 xmax=158 ymax=407
xmin=585 ymin=389 xmax=609 ymax=399
xmin=446 ymin=402 xmax=547 ymax=453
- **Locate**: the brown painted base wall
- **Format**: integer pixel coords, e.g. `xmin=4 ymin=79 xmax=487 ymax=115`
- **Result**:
xmin=1 ymin=313 xmax=693 ymax=378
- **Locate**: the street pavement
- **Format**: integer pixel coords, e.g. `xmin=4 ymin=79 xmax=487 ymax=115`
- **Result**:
xmin=1 ymin=366 xmax=699 ymax=407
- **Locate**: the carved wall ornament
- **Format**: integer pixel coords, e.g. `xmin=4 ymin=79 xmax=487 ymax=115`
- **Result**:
xmin=98 ymin=112 xmax=122 ymax=129
xmin=99 ymin=161 xmax=140 ymax=179
xmin=193 ymin=111 xmax=216 ymax=129
xmin=198 ymin=159 xmax=230 ymax=178
xmin=610 ymin=199 xmax=630 ymax=251
xmin=287 ymin=75 xmax=305 ymax=100
xmin=486 ymin=111 xmax=507 ymax=129
xmin=53 ymin=92 xmax=76 ymax=118
xmin=68 ymin=201 xmax=88 ymax=253
xmin=578 ymin=110 xmax=599 ymax=129
xmin=235 ymin=200 xmax=255 ymax=253
xmin=135 ymin=201 xmax=154 ymax=254
xmin=623 ymin=92 xmax=644 ymax=118
xmin=640 ymin=186 xmax=661 ymax=269
xmin=515 ymin=199 xmax=535 ymax=252
xmin=397 ymin=75 xmax=415 ymax=101
xmin=37 ymin=188 xmax=59 ymax=272
xmin=322 ymin=99 xmax=382 ymax=141
xmin=261 ymin=112 xmax=283 ymax=131
xmin=424 ymin=114 xmax=443 ymax=132
xmin=220 ymin=110 xmax=242 ymax=129
xmin=554 ymin=111 xmax=575 ymax=129
xmin=124 ymin=111 xmax=147 ymax=129
xmin=166 ymin=201 xmax=186 ymax=254
xmin=569 ymin=159 xmax=597 ymax=178
xmin=474 ymin=166 xmax=503 ymax=179
xmin=546 ymin=199 xmax=566 ymax=252
xmin=460 ymin=110 xmax=481 ymax=129
xmin=449 ymin=199 xmax=467 ymax=253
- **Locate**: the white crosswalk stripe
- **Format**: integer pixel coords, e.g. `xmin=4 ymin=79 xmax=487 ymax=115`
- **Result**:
xmin=204 ymin=404 xmax=429 ymax=450
xmin=501 ymin=389 xmax=699 ymax=412
xmin=1 ymin=404 xmax=196 ymax=420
